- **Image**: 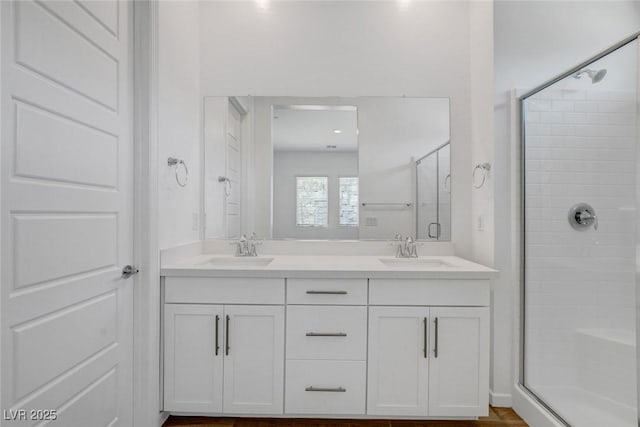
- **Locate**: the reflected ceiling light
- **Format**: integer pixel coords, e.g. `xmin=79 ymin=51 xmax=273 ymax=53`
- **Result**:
xmin=256 ymin=0 xmax=269 ymax=10
xmin=332 ymin=129 xmax=342 ymax=134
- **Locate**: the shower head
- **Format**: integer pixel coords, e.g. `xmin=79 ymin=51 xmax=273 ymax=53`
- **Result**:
xmin=572 ymin=68 xmax=607 ymax=83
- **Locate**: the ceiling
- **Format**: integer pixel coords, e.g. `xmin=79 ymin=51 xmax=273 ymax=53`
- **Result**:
xmin=272 ymin=106 xmax=358 ymax=152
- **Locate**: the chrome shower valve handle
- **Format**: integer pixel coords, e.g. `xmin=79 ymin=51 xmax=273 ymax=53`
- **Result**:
xmin=568 ymin=203 xmax=598 ymax=231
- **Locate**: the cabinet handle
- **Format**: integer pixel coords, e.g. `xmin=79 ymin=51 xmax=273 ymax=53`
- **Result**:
xmin=215 ymin=315 xmax=220 ymax=356
xmin=423 ymin=317 xmax=428 ymax=358
xmin=225 ymin=315 xmax=230 ymax=356
xmin=305 ymin=386 xmax=346 ymax=393
xmin=306 ymin=290 xmax=348 ymax=295
xmin=434 ymin=317 xmax=439 ymax=358
xmin=305 ymin=332 xmax=347 ymax=337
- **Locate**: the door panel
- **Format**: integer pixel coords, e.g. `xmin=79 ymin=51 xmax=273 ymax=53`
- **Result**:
xmin=428 ymin=307 xmax=489 ymax=416
xmin=367 ymin=307 xmax=429 ymax=416
xmin=164 ymin=304 xmax=224 ymax=413
xmin=223 ymin=305 xmax=284 ymax=414
xmin=226 ymin=101 xmax=243 ymax=238
xmin=1 ymin=1 xmax=133 ymax=425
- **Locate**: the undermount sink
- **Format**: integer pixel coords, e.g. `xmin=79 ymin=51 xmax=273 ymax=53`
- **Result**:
xmin=202 ymin=257 xmax=274 ymax=267
xmin=378 ymin=258 xmax=452 ymax=269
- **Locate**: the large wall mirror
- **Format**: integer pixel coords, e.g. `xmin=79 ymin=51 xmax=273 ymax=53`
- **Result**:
xmin=204 ymin=96 xmax=451 ymax=241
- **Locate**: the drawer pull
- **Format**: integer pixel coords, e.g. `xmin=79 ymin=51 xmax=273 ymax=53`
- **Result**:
xmin=306 ymin=290 xmax=348 ymax=295
xmin=305 ymin=332 xmax=348 ymax=337
xmin=305 ymin=386 xmax=346 ymax=393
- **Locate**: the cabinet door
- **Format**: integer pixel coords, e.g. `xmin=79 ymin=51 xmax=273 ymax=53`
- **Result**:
xmin=223 ymin=305 xmax=285 ymax=414
xmin=164 ymin=304 xmax=224 ymax=412
xmin=367 ymin=307 xmax=429 ymax=416
xmin=428 ymin=307 xmax=489 ymax=416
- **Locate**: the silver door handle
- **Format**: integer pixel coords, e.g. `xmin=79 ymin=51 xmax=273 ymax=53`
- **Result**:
xmin=306 ymin=290 xmax=348 ymax=295
xmin=434 ymin=317 xmax=439 ymax=358
xmin=428 ymin=222 xmax=438 ymax=239
xmin=423 ymin=317 xmax=428 ymax=359
xmin=305 ymin=386 xmax=346 ymax=392
xmin=305 ymin=332 xmax=347 ymax=337
xmin=121 ymin=265 xmax=139 ymax=279
xmin=225 ymin=315 xmax=230 ymax=356
xmin=215 ymin=315 xmax=220 ymax=356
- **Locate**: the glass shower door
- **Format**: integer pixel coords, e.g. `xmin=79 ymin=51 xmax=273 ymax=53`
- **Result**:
xmin=521 ymin=38 xmax=638 ymax=426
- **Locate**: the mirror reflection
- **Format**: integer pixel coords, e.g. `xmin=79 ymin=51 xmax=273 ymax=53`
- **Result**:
xmin=204 ymin=97 xmax=451 ymax=241
xmin=273 ymin=105 xmax=359 ymax=239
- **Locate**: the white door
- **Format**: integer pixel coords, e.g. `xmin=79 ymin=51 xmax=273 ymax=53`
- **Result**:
xmin=223 ymin=305 xmax=284 ymax=414
xmin=164 ymin=304 xmax=224 ymax=413
xmin=203 ymin=97 xmax=245 ymax=239
xmin=428 ymin=307 xmax=489 ymax=416
xmin=225 ymin=100 xmax=243 ymax=238
xmin=367 ymin=307 xmax=429 ymax=416
xmin=1 ymin=1 xmax=134 ymax=426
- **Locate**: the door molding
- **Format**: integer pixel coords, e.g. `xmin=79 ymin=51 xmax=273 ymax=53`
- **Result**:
xmin=132 ymin=1 xmax=163 ymax=426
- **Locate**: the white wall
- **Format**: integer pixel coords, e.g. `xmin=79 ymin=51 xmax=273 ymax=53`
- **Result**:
xmin=470 ymin=1 xmax=495 ymax=266
xmin=273 ymin=151 xmax=358 ymax=239
xmin=198 ymin=0 xmax=489 ymax=258
xmin=493 ymin=0 xmax=640 ymax=415
xmin=158 ymin=0 xmax=201 ymax=249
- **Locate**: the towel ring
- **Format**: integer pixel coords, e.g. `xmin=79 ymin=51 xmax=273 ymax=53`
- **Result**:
xmin=168 ymin=157 xmax=188 ymax=187
xmin=218 ymin=176 xmax=232 ymax=196
xmin=473 ymin=163 xmax=491 ymax=189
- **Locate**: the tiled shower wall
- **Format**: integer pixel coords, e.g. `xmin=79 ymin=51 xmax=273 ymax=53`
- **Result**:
xmin=524 ymin=88 xmax=637 ymax=390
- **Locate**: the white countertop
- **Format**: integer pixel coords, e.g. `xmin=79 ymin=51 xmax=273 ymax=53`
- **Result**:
xmin=161 ymin=254 xmax=497 ymax=279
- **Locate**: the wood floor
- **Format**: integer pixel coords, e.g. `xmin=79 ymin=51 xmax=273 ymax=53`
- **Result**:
xmin=163 ymin=407 xmax=528 ymax=427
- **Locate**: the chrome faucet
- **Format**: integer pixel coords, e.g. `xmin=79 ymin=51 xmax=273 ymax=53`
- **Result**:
xmin=394 ymin=234 xmax=405 ymax=257
xmin=403 ymin=236 xmax=418 ymax=258
xmin=235 ymin=235 xmax=249 ymax=256
xmin=393 ymin=234 xmax=418 ymax=258
xmin=235 ymin=233 xmax=261 ymax=257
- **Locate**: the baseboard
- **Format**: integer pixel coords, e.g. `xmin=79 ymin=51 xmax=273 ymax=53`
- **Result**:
xmin=158 ymin=412 xmax=169 ymax=427
xmin=512 ymin=384 xmax=564 ymax=427
xmin=490 ymin=390 xmax=513 ymax=407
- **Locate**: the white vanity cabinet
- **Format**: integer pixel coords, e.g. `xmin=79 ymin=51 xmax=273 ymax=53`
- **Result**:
xmin=161 ymin=272 xmax=492 ymax=420
xmin=367 ymin=306 xmax=430 ymax=416
xmin=163 ymin=304 xmax=224 ymax=413
xmin=284 ymin=278 xmax=368 ymax=415
xmin=367 ymin=279 xmax=490 ymax=418
xmin=163 ymin=278 xmax=285 ymax=415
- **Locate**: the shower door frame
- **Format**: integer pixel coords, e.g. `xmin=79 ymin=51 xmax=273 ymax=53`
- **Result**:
xmin=518 ymin=31 xmax=640 ymax=427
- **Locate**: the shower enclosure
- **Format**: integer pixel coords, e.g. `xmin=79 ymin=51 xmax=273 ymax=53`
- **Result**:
xmin=416 ymin=142 xmax=451 ymax=240
xmin=521 ymin=34 xmax=639 ymax=426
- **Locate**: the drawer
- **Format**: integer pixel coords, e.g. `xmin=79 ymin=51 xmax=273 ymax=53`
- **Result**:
xmin=165 ymin=277 xmax=285 ymax=304
xmin=285 ymin=360 xmax=366 ymax=415
xmin=287 ymin=279 xmax=367 ymax=305
xmin=369 ymin=279 xmax=489 ymax=306
xmin=287 ymin=306 xmax=367 ymax=360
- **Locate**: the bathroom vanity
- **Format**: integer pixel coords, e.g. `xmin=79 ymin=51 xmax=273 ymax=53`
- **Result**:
xmin=161 ymin=253 xmax=495 ymax=420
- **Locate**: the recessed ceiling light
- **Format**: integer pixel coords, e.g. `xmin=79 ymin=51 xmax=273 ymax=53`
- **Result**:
xmin=332 ymin=129 xmax=342 ymax=134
